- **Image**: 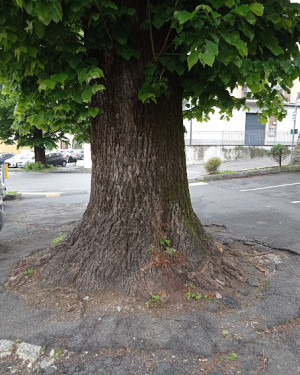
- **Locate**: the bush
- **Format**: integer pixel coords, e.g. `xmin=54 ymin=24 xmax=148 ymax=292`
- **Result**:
xmin=23 ymin=162 xmax=48 ymax=171
xmin=267 ymin=144 xmax=289 ymax=167
xmin=204 ymin=157 xmax=222 ymax=174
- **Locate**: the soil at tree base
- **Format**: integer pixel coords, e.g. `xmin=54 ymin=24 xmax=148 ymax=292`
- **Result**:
xmin=0 ymin=199 xmax=299 ymax=375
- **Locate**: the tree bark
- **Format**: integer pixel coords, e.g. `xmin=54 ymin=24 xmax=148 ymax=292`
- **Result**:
xmin=40 ymin=52 xmax=222 ymax=300
xmin=33 ymin=128 xmax=47 ymax=166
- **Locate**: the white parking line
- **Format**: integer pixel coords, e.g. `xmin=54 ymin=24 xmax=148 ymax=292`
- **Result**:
xmin=241 ymin=182 xmax=300 ymax=192
xmin=21 ymin=192 xmax=61 ymax=196
xmin=189 ymin=182 xmax=208 ymax=187
xmin=291 ymin=201 xmax=300 ymax=204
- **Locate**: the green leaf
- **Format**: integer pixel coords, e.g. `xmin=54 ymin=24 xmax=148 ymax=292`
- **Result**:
xmin=54 ymin=2 xmax=63 ymax=22
xmin=223 ymin=13 xmax=235 ymax=25
xmin=91 ymin=84 xmax=105 ymax=94
xmin=199 ymin=40 xmax=219 ymax=67
xmin=78 ymin=69 xmax=87 ymax=85
xmin=27 ymin=46 xmax=38 ymax=58
xmin=174 ymin=11 xmax=191 ymax=25
xmin=16 ymin=0 xmax=23 ymax=8
xmin=250 ymin=3 xmax=264 ymax=17
xmin=27 ymin=112 xmax=45 ymax=126
xmin=88 ymin=67 xmax=104 ymax=80
xmin=187 ymin=50 xmax=199 ymax=70
xmin=138 ymin=86 xmax=157 ymax=103
xmin=81 ymin=86 xmax=93 ymax=102
xmin=39 ymin=79 xmax=56 ymax=90
xmin=35 ymin=3 xmax=53 ymax=25
xmin=246 ymin=13 xmax=256 ymax=25
xmin=127 ymin=8 xmax=136 ymax=16
xmin=233 ymin=5 xmax=250 ymax=17
xmin=225 ymin=0 xmax=235 ymax=7
xmin=265 ymin=37 xmax=284 ymax=56
xmin=50 ymin=73 xmax=68 ymax=84
xmin=202 ymin=5 xmax=212 ymax=13
xmin=246 ymin=72 xmax=260 ymax=87
xmin=88 ymin=107 xmax=100 ymax=117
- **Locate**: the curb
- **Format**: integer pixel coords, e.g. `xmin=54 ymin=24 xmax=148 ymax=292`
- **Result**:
xmin=198 ymin=165 xmax=300 ymax=182
xmin=3 ymin=193 xmax=22 ymax=201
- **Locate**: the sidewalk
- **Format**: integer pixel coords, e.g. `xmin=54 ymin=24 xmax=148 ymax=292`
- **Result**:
xmin=186 ymin=156 xmax=296 ymax=180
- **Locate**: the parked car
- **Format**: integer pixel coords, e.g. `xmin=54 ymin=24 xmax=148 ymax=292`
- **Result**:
xmin=6 ymin=154 xmax=31 ymax=168
xmin=76 ymin=149 xmax=84 ymax=160
xmin=46 ymin=153 xmax=67 ymax=167
xmin=0 ymin=169 xmax=6 ymax=232
xmin=0 ymin=196 xmax=3 ymax=232
xmin=59 ymin=149 xmax=77 ymax=164
xmin=16 ymin=155 xmax=35 ymax=168
xmin=0 ymin=153 xmax=15 ymax=165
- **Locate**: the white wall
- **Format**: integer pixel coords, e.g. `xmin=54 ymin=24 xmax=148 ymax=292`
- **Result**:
xmin=83 ymin=143 xmax=92 ymax=168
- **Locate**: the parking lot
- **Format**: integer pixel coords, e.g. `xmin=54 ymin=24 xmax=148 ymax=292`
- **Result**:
xmin=190 ymin=172 xmax=300 ymax=254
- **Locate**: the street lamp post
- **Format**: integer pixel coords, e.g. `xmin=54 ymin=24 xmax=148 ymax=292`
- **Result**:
xmin=290 ymin=94 xmax=300 ymax=164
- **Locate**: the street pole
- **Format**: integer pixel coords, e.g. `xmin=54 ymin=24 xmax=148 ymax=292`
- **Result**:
xmin=290 ymin=94 xmax=299 ymax=164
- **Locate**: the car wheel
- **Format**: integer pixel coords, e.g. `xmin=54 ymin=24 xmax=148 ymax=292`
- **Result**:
xmin=61 ymin=161 xmax=67 ymax=167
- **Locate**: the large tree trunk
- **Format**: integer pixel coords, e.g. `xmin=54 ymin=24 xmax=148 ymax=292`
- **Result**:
xmin=39 ymin=53 xmax=223 ymax=301
xmin=33 ymin=128 xmax=47 ymax=166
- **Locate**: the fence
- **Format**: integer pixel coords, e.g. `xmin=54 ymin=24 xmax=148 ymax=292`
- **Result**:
xmin=184 ymin=131 xmax=293 ymax=146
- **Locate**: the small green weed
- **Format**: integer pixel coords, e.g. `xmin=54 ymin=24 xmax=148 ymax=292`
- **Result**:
xmin=145 ymin=294 xmax=161 ymax=308
xmin=218 ymin=170 xmax=235 ymax=174
xmin=184 ymin=283 xmax=215 ymax=302
xmin=52 ymin=233 xmax=66 ymax=246
xmin=222 ymin=330 xmax=230 ymax=338
xmin=227 ymin=352 xmax=237 ymax=361
xmin=24 ymin=162 xmax=56 ymax=171
xmin=40 ymin=345 xmax=46 ymax=354
xmin=151 ymin=294 xmax=161 ymax=303
xmin=7 ymin=191 xmax=18 ymax=195
xmin=54 ymin=347 xmax=63 ymax=358
xmin=260 ymin=279 xmax=270 ymax=291
xmin=24 ymin=267 xmax=37 ymax=275
xmin=159 ymin=235 xmax=176 ymax=256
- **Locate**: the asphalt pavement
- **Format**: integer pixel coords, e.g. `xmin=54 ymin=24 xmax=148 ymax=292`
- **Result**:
xmin=0 ymin=157 xmax=299 ymax=374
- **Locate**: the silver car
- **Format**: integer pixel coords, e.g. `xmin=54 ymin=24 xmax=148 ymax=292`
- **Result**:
xmin=0 ymin=178 xmax=6 ymax=232
xmin=0 ymin=196 xmax=3 ymax=231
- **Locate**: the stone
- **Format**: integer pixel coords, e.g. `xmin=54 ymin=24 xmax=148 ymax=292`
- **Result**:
xmin=16 ymin=342 xmax=42 ymax=363
xmin=266 ymin=254 xmax=282 ymax=265
xmin=247 ymin=277 xmax=259 ymax=287
xmin=42 ymin=367 xmax=57 ymax=375
xmin=205 ymin=303 xmax=219 ymax=313
xmin=222 ymin=239 xmax=233 ymax=248
xmin=215 ymin=292 xmax=222 ymax=300
xmin=0 ymin=339 xmax=14 ymax=357
xmin=40 ymin=359 xmax=55 ymax=369
xmin=244 ymin=241 xmax=256 ymax=246
xmin=221 ymin=296 xmax=237 ymax=309
xmin=238 ymin=288 xmax=250 ymax=296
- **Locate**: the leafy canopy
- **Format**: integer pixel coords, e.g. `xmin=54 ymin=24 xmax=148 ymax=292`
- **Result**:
xmin=0 ymin=0 xmax=299 ymax=130
xmin=0 ymin=93 xmax=69 ymax=151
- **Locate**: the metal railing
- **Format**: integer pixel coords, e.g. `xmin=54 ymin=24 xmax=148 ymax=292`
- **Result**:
xmin=184 ymin=131 xmax=293 ymax=146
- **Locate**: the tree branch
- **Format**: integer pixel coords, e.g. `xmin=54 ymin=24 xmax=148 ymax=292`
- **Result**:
xmin=147 ymin=0 xmax=157 ymax=63
xmin=156 ymin=0 xmax=179 ymax=61
xmin=93 ymin=0 xmax=114 ymax=44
